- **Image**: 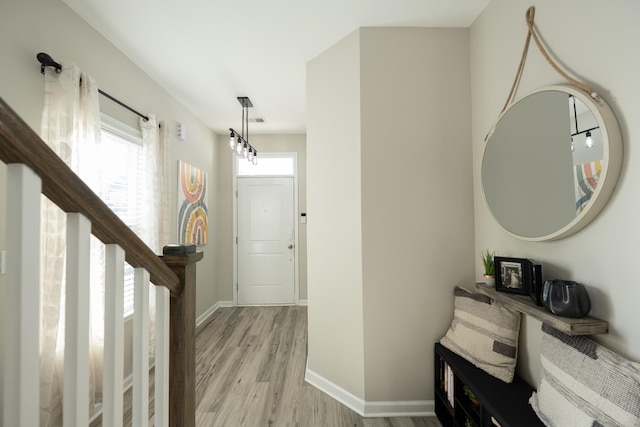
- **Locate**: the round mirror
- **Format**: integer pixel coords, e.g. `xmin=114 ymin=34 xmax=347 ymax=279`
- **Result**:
xmin=482 ymin=85 xmax=622 ymax=241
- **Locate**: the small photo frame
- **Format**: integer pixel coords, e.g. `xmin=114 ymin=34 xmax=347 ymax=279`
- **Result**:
xmin=495 ymin=256 xmax=532 ymax=295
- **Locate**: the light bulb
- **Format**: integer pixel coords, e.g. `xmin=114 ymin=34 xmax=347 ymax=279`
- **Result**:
xmin=236 ymin=138 xmax=243 ymax=155
xmin=253 ymin=151 xmax=258 ymax=165
xmin=229 ymin=132 xmax=236 ymax=150
xmin=242 ymin=142 xmax=248 ymax=158
xmin=570 ymin=138 xmax=574 ymax=152
xmin=248 ymin=147 xmax=254 ymax=162
xmin=585 ymin=131 xmax=594 ymax=148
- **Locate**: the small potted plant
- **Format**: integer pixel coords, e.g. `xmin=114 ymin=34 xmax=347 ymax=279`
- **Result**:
xmin=481 ymin=249 xmax=495 ymax=287
xmin=463 ymin=385 xmax=480 ymax=407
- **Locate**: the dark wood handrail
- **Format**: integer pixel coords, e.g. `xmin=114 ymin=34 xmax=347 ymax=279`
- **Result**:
xmin=0 ymin=96 xmax=181 ymax=297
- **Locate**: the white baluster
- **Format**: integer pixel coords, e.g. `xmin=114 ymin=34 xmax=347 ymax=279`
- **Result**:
xmin=154 ymin=285 xmax=170 ymax=427
xmin=103 ymin=244 xmax=125 ymax=427
xmin=133 ymin=268 xmax=150 ymax=427
xmin=64 ymin=213 xmax=91 ymax=426
xmin=3 ymin=164 xmax=42 ymax=427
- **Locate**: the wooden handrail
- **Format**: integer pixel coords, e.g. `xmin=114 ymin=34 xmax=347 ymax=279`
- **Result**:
xmin=0 ymin=97 xmax=181 ymax=297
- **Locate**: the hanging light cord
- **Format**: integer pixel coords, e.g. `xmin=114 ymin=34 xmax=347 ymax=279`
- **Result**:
xmin=489 ymin=6 xmax=601 ymax=141
xmin=244 ymin=104 xmax=249 ymax=143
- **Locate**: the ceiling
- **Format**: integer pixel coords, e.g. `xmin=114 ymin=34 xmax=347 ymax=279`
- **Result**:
xmin=63 ymin=0 xmax=490 ymax=135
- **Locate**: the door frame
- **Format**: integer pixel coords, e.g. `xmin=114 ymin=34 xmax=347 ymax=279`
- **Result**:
xmin=232 ymin=152 xmax=299 ymax=306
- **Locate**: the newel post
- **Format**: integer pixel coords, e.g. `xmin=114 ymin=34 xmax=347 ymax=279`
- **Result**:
xmin=161 ymin=244 xmax=203 ymax=427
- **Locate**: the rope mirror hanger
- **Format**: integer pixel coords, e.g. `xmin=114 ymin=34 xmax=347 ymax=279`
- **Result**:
xmin=486 ymin=6 xmax=601 ymax=141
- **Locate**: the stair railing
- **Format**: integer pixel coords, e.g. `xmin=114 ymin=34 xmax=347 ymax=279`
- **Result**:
xmin=0 ymin=96 xmax=200 ymax=427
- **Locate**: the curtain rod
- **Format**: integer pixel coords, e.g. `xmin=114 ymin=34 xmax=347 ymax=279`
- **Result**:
xmin=36 ymin=52 xmax=149 ymax=122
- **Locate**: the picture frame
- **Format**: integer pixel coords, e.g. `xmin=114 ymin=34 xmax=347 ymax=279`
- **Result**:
xmin=494 ymin=256 xmax=532 ymax=296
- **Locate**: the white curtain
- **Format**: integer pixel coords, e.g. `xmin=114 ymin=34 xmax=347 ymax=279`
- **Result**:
xmin=156 ymin=121 xmax=171 ymax=251
xmin=140 ymin=115 xmax=170 ymax=254
xmin=139 ymin=116 xmax=171 ymax=360
xmin=39 ymin=66 xmax=170 ymax=426
xmin=39 ymin=64 xmax=102 ymax=426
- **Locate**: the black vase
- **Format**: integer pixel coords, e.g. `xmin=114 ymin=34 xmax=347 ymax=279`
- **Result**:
xmin=542 ymin=280 xmax=591 ymax=318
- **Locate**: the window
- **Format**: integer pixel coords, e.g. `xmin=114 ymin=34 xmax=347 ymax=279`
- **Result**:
xmin=98 ymin=116 xmax=144 ymax=317
xmin=237 ymin=155 xmax=295 ymax=176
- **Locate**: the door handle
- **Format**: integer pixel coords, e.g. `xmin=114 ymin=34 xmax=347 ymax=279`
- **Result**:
xmin=288 ymin=244 xmax=294 ymax=249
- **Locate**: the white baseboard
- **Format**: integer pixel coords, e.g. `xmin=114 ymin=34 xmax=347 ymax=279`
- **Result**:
xmin=305 ymin=368 xmax=366 ymax=415
xmin=196 ymin=300 xmax=233 ymax=330
xmin=304 ymin=368 xmax=434 ymax=418
xmin=364 ymin=400 xmax=434 ymax=417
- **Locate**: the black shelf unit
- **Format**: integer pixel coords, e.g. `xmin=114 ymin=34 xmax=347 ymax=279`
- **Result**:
xmin=434 ymin=343 xmax=544 ymax=427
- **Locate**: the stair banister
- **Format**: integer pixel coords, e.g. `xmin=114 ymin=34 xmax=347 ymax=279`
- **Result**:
xmin=0 ymin=96 xmax=200 ymax=426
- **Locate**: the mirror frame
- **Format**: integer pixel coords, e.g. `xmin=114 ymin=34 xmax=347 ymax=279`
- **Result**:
xmin=483 ymin=85 xmax=623 ymax=241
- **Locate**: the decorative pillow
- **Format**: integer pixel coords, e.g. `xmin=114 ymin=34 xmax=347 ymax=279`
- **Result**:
xmin=440 ymin=286 xmax=521 ymax=383
xmin=530 ymin=324 xmax=640 ymax=427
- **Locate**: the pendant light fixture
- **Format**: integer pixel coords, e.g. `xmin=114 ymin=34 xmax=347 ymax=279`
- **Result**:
xmin=585 ymin=131 xmax=594 ymax=148
xmin=569 ymin=94 xmax=599 ymax=150
xmin=229 ymin=96 xmax=258 ymax=165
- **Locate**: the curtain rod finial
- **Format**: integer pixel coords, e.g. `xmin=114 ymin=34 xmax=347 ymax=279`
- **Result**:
xmin=37 ymin=52 xmax=62 ymax=74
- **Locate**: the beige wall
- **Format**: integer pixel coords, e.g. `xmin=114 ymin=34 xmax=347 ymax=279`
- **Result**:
xmin=307 ymin=29 xmax=366 ymax=398
xmin=307 ymin=27 xmax=475 ymax=405
xmin=471 ymin=0 xmax=640 ymax=385
xmin=359 ymin=27 xmax=474 ymax=402
xmin=0 ymin=0 xmax=222 ymax=376
xmin=215 ymin=133 xmax=308 ymax=302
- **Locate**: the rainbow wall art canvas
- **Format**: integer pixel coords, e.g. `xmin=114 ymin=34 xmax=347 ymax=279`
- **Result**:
xmin=178 ymin=160 xmax=208 ymax=245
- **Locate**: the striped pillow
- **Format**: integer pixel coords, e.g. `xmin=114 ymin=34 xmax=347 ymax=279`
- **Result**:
xmin=530 ymin=324 xmax=640 ymax=427
xmin=440 ymin=286 xmax=521 ymax=383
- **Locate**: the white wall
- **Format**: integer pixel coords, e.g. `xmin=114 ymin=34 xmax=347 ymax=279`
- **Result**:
xmin=471 ymin=0 xmax=640 ymax=385
xmin=307 ymin=27 xmax=475 ymax=409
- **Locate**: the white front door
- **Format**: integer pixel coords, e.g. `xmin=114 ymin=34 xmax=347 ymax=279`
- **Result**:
xmin=237 ymin=177 xmax=295 ymax=305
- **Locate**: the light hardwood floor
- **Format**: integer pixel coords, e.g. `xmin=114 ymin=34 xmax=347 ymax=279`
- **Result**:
xmin=195 ymin=305 xmax=441 ymax=427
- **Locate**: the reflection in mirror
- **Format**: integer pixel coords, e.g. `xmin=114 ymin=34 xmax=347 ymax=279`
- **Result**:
xmin=569 ymin=95 xmax=602 ymax=213
xmin=482 ymin=86 xmax=622 ymax=241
